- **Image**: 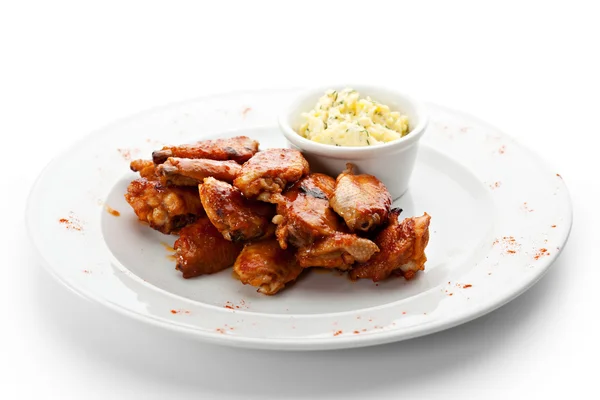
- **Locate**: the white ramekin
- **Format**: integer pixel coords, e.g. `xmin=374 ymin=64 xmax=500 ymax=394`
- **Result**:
xmin=278 ymin=84 xmax=428 ymax=199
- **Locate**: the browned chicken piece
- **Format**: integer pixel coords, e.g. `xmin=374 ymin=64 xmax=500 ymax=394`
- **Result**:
xmin=199 ymin=177 xmax=275 ymax=242
xmin=330 ymin=163 xmax=392 ymax=233
xmin=296 ymin=232 xmax=379 ymax=270
xmin=156 ymin=157 xmax=241 ymax=186
xmin=350 ymin=210 xmax=431 ymax=282
xmin=273 ymin=173 xmax=341 ymax=249
xmin=174 ymin=218 xmax=243 ymax=278
xmin=124 ymin=178 xmax=204 ymax=234
xmin=152 ymin=136 xmax=259 ymax=164
xmin=130 ymin=159 xmax=159 ymax=180
xmin=233 ymin=239 xmax=303 ymax=295
xmin=233 ymin=148 xmax=310 ymax=202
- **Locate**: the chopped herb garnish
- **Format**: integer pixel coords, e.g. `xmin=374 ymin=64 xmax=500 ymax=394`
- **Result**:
xmin=335 ymin=144 xmax=341 ymax=147
xmin=366 ymin=139 xmax=371 ymax=145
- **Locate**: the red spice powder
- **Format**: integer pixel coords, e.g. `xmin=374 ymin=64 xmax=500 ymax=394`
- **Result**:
xmin=551 ymin=225 xmax=557 ymax=228
xmin=117 ymin=147 xmax=140 ymax=161
xmin=333 ymin=330 xmax=343 ymax=336
xmin=353 ymin=330 xmax=360 ymax=334
xmin=522 ymin=202 xmax=534 ymax=212
xmin=170 ymin=310 xmax=177 ymax=314
xmin=556 ymin=173 xmax=562 ymax=179
xmin=462 ymin=284 xmax=472 ymax=289
xmin=58 ymin=213 xmax=83 ymax=231
xmin=489 ymin=181 xmax=502 ymax=190
xmin=534 ymin=248 xmax=550 ymax=260
xmin=216 ymin=328 xmax=225 ymax=334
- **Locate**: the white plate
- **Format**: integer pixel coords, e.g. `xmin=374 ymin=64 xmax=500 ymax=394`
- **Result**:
xmin=26 ymin=88 xmax=572 ymax=350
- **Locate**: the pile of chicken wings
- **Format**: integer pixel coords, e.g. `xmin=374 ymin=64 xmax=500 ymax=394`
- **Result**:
xmin=125 ymin=136 xmax=431 ymax=295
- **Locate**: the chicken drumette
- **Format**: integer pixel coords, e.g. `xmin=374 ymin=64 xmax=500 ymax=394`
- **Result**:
xmin=199 ymin=177 xmax=275 ymax=242
xmin=272 ymin=173 xmax=341 ymax=249
xmin=330 ymin=163 xmax=392 ymax=233
xmin=174 ymin=218 xmax=243 ymax=278
xmin=233 ymin=148 xmax=309 ymax=202
xmin=124 ymin=178 xmax=204 ymax=234
xmin=233 ymin=239 xmax=303 ymax=295
xmin=350 ymin=209 xmax=431 ymax=282
xmin=152 ymin=136 xmax=259 ymax=164
xmin=156 ymin=157 xmax=241 ymax=186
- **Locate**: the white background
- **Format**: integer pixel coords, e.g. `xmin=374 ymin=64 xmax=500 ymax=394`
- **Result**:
xmin=1 ymin=1 xmax=598 ymax=398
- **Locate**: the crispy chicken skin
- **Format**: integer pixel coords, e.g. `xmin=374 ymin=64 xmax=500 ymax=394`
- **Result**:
xmin=130 ymin=159 xmax=159 ymax=180
xmin=273 ymin=173 xmax=341 ymax=249
xmin=233 ymin=239 xmax=303 ymax=295
xmin=350 ymin=209 xmax=431 ymax=282
xmin=152 ymin=136 xmax=259 ymax=164
xmin=156 ymin=157 xmax=241 ymax=186
xmin=124 ymin=178 xmax=204 ymax=234
xmin=296 ymin=232 xmax=379 ymax=270
xmin=233 ymin=148 xmax=310 ymax=202
xmin=330 ymin=163 xmax=392 ymax=232
xmin=174 ymin=218 xmax=243 ymax=278
xmin=199 ymin=177 xmax=275 ymax=242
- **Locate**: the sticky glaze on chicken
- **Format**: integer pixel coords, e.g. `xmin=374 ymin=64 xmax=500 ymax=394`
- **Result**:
xmin=152 ymin=136 xmax=259 ymax=164
xmin=130 ymin=159 xmax=159 ymax=181
xmin=233 ymin=148 xmax=309 ymax=202
xmin=330 ymin=163 xmax=392 ymax=232
xmin=272 ymin=173 xmax=341 ymax=249
xmin=124 ymin=178 xmax=204 ymax=234
xmin=350 ymin=209 xmax=431 ymax=282
xmin=199 ymin=177 xmax=275 ymax=242
xmin=233 ymin=239 xmax=303 ymax=295
xmin=157 ymin=157 xmax=241 ymax=186
xmin=174 ymin=218 xmax=243 ymax=278
xmin=296 ymin=232 xmax=379 ymax=270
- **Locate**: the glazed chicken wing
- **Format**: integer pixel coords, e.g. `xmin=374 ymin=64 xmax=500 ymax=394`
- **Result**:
xmin=156 ymin=157 xmax=241 ymax=186
xmin=296 ymin=232 xmax=379 ymax=270
xmin=130 ymin=159 xmax=159 ymax=180
xmin=199 ymin=177 xmax=275 ymax=242
xmin=272 ymin=173 xmax=341 ymax=249
xmin=233 ymin=239 xmax=303 ymax=295
xmin=152 ymin=136 xmax=259 ymax=164
xmin=350 ymin=209 xmax=431 ymax=282
xmin=124 ymin=178 xmax=204 ymax=234
xmin=330 ymin=163 xmax=392 ymax=232
xmin=174 ymin=218 xmax=243 ymax=278
xmin=233 ymin=148 xmax=309 ymax=202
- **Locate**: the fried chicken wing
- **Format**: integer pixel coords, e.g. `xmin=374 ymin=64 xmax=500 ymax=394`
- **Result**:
xmin=296 ymin=232 xmax=379 ymax=270
xmin=152 ymin=136 xmax=259 ymax=164
xmin=350 ymin=210 xmax=431 ymax=282
xmin=156 ymin=157 xmax=241 ymax=186
xmin=130 ymin=159 xmax=159 ymax=180
xmin=330 ymin=163 xmax=392 ymax=232
xmin=124 ymin=178 xmax=204 ymax=234
xmin=233 ymin=148 xmax=309 ymax=202
xmin=199 ymin=177 xmax=275 ymax=242
xmin=272 ymin=173 xmax=341 ymax=249
xmin=174 ymin=218 xmax=243 ymax=278
xmin=233 ymin=239 xmax=303 ymax=295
